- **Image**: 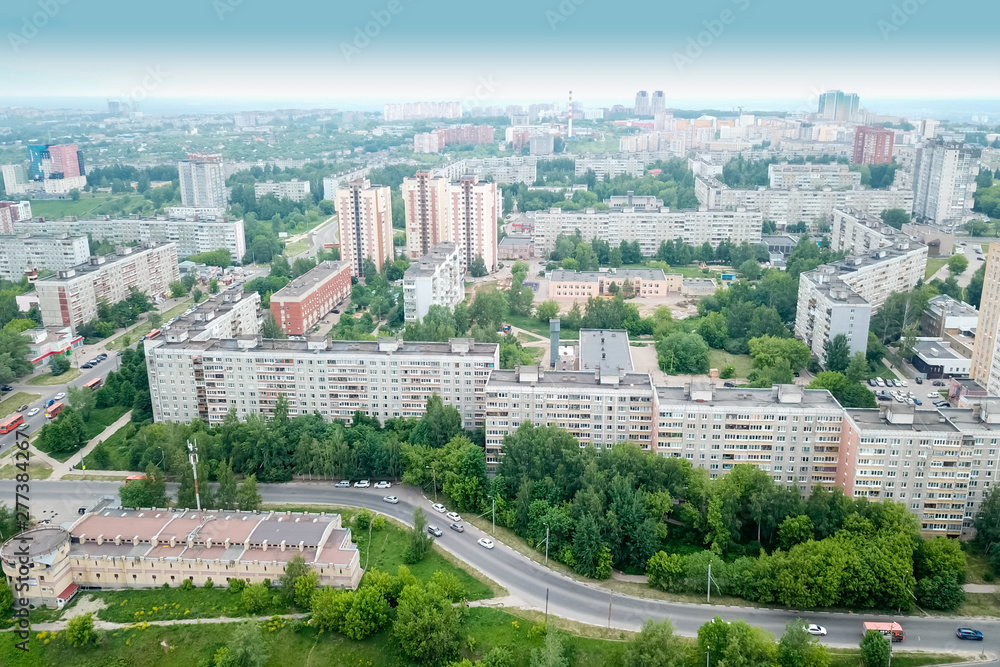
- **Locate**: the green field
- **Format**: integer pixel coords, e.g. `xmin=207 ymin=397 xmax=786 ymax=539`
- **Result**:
xmin=283 ymin=237 xmax=311 ymax=256
xmin=0 ymin=392 xmax=42 ymax=416
xmin=105 ymin=299 xmax=192 ymax=351
xmin=924 ymin=257 xmax=949 ymax=280
xmin=506 ymin=315 xmax=580 ymax=340
xmin=27 ymin=368 xmax=81 ymax=386
xmin=81 ymin=406 xmax=129 ymax=440
xmin=708 ymin=350 xmax=753 ymax=379
xmin=26 ymin=195 xmax=114 ymax=219
xmin=82 ymin=421 xmax=132 ymax=469
xmin=0 ymin=609 xmax=965 ymax=667
xmin=0 ymin=462 xmax=52 ymax=480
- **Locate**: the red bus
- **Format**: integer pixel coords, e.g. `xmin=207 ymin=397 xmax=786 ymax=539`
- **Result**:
xmin=83 ymin=377 xmax=103 ymax=391
xmin=146 ymin=329 xmax=162 ymax=340
xmin=125 ymin=474 xmax=147 ymax=485
xmin=45 ymin=402 xmax=63 ymax=419
xmin=0 ymin=414 xmax=23 ymax=434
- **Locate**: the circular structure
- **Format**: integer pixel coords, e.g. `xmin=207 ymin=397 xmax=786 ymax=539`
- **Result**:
xmin=0 ymin=525 xmax=69 ymax=563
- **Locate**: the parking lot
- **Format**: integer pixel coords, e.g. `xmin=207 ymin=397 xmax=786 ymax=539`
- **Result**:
xmin=867 ymin=376 xmax=951 ymax=409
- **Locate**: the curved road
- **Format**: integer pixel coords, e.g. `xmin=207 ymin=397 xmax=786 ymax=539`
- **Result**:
xmin=2 ymin=479 xmax=997 ymax=658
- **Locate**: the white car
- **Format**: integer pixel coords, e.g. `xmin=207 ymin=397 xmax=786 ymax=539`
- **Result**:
xmin=353 ymin=480 xmax=370 ymax=488
xmin=928 ymin=392 xmax=941 ymax=398
xmin=27 ymin=408 xmax=39 ymax=417
xmin=431 ymin=503 xmax=447 ymax=513
xmin=335 ymin=480 xmax=350 ymax=488
xmin=875 ymin=378 xmax=885 ymax=387
xmin=898 ymin=380 xmax=908 ymax=387
xmin=374 ymin=481 xmax=392 ymax=489
xmin=383 ymin=495 xmax=398 ymax=504
xmin=806 ymin=624 xmax=827 ymax=636
xmin=478 ymin=538 xmax=495 ymax=550
xmin=54 ymin=392 xmax=66 ymax=400
xmin=446 ymin=511 xmax=462 ymax=522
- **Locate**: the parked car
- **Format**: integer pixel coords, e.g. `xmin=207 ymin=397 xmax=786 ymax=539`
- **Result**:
xmin=933 ymin=380 xmax=945 ymax=386
xmin=898 ymin=380 xmax=908 ymax=387
xmin=383 ymin=496 xmax=398 ymax=504
xmin=81 ymin=363 xmax=94 ymax=369
xmin=928 ymin=392 xmax=940 ymax=398
xmin=875 ymin=378 xmax=885 ymax=386
xmin=877 ymin=395 xmax=891 ymax=402
xmin=374 ymin=481 xmax=392 ymax=489
xmin=97 ymin=353 xmax=108 ymax=360
xmin=867 ymin=379 xmax=876 ymax=387
xmin=353 ymin=480 xmax=370 ymax=488
xmin=956 ymin=628 xmax=984 ymax=641
xmin=806 ymin=624 xmax=827 ymax=636
xmin=0 ymin=385 xmax=11 ymax=392
xmin=723 ymin=381 xmax=737 ymax=388
xmin=915 ymin=377 xmax=923 ymax=384
xmin=27 ymin=408 xmax=39 ymax=417
xmin=979 ymin=256 xmax=986 ymax=261
xmin=478 ymin=538 xmax=495 ymax=549
xmin=934 ymin=400 xmax=950 ymax=407
xmin=335 ymin=480 xmax=351 ymax=488
xmin=16 ymin=404 xmax=28 ymax=412
xmin=427 ymin=525 xmax=443 ymax=537
xmin=914 ymin=399 xmax=923 ymax=406
xmin=54 ymin=392 xmax=65 ymax=400
xmin=450 ymin=523 xmax=465 ymax=533
xmin=332 ymin=309 xmax=340 ymax=314
xmin=446 ymin=511 xmax=462 ymax=522
xmin=432 ymin=503 xmax=447 ymax=513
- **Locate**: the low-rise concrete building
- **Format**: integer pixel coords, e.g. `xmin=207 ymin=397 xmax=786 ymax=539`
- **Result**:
xmin=498 ymin=235 xmax=534 ymax=260
xmin=1 ymin=509 xmax=361 ymax=608
xmin=253 ymin=179 xmax=311 ymax=203
xmin=922 ymin=294 xmax=978 ymax=338
xmin=548 ymin=268 xmax=681 ymax=299
xmin=912 ymin=338 xmax=972 ymax=379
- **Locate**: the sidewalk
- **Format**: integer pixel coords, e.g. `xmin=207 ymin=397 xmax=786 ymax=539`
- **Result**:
xmin=50 ymin=410 xmax=133 ymax=480
xmin=28 ymin=610 xmax=309 ymax=632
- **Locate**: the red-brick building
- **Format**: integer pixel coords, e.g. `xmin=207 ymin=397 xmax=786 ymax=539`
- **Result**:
xmin=852 ymin=126 xmax=895 ymax=165
xmin=269 ymin=261 xmax=352 ymax=335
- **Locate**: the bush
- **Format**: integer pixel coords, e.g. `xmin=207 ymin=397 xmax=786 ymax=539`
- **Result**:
xmin=242 ymin=582 xmax=271 ymax=613
xmin=228 ymin=577 xmax=246 ymax=593
xmin=719 ymin=364 xmax=735 ymax=379
xmin=204 ymin=578 xmax=214 ymax=589
xmin=66 ymin=612 xmax=95 ymax=647
xmin=916 ymin=572 xmax=965 ymax=610
xmin=984 ymin=572 xmax=995 ymax=583
xmin=180 ymin=578 xmax=194 ymax=591
xmin=647 ymin=551 xmax=685 ymax=592
xmin=355 ymin=507 xmax=373 ymax=530
xmin=372 ymin=515 xmax=387 ymax=531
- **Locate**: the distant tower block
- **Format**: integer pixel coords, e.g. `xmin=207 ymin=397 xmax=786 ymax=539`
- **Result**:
xmin=568 ymin=91 xmax=573 ymax=139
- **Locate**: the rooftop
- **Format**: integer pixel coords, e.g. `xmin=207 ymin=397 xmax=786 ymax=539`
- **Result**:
xmin=0 ymin=232 xmax=87 ymax=243
xmin=487 ymin=367 xmax=652 ymax=389
xmin=549 ymin=267 xmax=668 ymax=283
xmin=928 ymin=294 xmax=979 ymax=319
xmin=404 ymin=243 xmax=459 ymax=278
xmin=499 ymin=235 xmax=532 ymax=247
xmin=163 ymin=288 xmax=259 ymax=341
xmin=37 ymin=243 xmax=175 ymax=282
xmin=578 ymin=329 xmax=633 ymax=375
xmin=270 ymin=261 xmax=349 ymax=299
xmin=846 ymin=408 xmax=960 ymax=433
xmin=656 ymin=384 xmax=843 ymax=410
xmin=150 ymin=335 xmax=499 ymax=358
xmin=914 ymin=339 xmax=963 ymax=361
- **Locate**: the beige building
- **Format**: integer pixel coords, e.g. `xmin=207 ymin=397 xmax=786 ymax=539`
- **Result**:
xmin=145 ymin=336 xmax=499 ymax=429
xmin=913 ymin=140 xmax=981 ymax=226
xmin=547 ymin=268 xmax=682 ymax=299
xmin=768 ymin=162 xmax=861 ymax=189
xmin=403 ymin=243 xmax=464 ymax=322
xmin=402 ymin=173 xmax=500 ymax=273
xmin=336 ymin=179 xmax=393 ymax=276
xmin=829 ymin=208 xmax=900 ymax=256
xmin=1 ymin=509 xmax=361 ymax=608
xmin=0 ymin=233 xmax=90 ymax=281
xmin=655 ymin=383 xmax=845 ymax=493
xmin=971 ymin=243 xmax=1000 ymax=394
xmin=253 ymin=179 xmax=311 ymax=203
xmin=35 ymin=243 xmax=180 ymax=329
xmin=162 ymin=288 xmax=261 ymax=343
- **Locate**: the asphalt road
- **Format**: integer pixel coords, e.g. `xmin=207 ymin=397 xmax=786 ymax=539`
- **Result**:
xmin=1 ymin=479 xmax=997 ymax=657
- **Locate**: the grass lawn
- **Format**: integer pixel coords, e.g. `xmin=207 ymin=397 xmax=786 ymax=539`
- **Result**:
xmin=869 ymin=361 xmax=899 ymax=381
xmin=0 ymin=461 xmax=52 ymax=480
xmin=924 ymin=257 xmax=950 ymax=280
xmin=964 ymin=550 xmax=993 ymax=585
xmin=0 ymin=610 xmax=965 ymax=667
xmin=506 ymin=314 xmax=580 ymax=340
xmin=284 ymin=237 xmax=311 ymax=256
xmin=82 ymin=420 xmax=132 ymax=470
xmin=567 ymin=138 xmax=621 ymax=154
xmin=25 ymin=195 xmax=113 ymax=219
xmin=708 ymin=350 xmax=753 ymax=378
xmin=27 ymin=368 xmax=80 ymax=386
xmin=82 ymin=405 xmax=129 ymax=440
xmin=105 ymin=299 xmax=193 ymax=351
xmin=0 ymin=392 xmax=42 ymax=416
xmin=92 ymin=585 xmax=294 ymax=624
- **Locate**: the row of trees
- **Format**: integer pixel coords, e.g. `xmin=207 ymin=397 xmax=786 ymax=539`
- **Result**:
xmin=76 ymin=287 xmax=154 ymax=341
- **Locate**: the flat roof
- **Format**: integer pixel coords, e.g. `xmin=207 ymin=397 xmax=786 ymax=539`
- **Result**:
xmin=151 ymin=335 xmax=499 ymax=358
xmin=915 ymin=340 xmax=964 ymax=361
xmin=36 ymin=243 xmax=174 ymax=281
xmin=578 ymin=329 xmax=633 ymax=374
xmin=655 ymin=385 xmax=843 ymax=409
xmin=487 ymin=369 xmax=652 ymax=389
xmin=846 ymin=408 xmax=960 ymax=433
xmin=0 ymin=232 xmax=87 ymax=243
xmin=163 ymin=288 xmax=257 ymax=338
xmin=405 ymin=243 xmax=458 ymax=277
xmin=549 ymin=268 xmax=668 ymax=282
xmin=499 ymin=236 xmax=532 ymax=247
xmin=270 ymin=261 xmax=349 ymax=298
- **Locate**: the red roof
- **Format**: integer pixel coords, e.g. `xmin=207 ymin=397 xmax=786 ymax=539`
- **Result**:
xmin=57 ymin=583 xmax=79 ymax=601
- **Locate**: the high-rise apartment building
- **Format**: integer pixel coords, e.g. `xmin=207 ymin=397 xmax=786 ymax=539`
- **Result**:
xmin=0 ymin=201 xmax=32 ymax=233
xmin=15 ymin=216 xmax=246 ymax=262
xmin=335 ymin=178 xmax=393 ymax=276
xmin=45 ymin=144 xmax=83 ymax=178
xmin=162 ymin=289 xmax=261 ymax=343
xmin=912 ymin=140 xmax=981 ymax=226
xmin=383 ymin=101 xmax=462 ymax=121
xmin=145 ymin=336 xmax=498 ymax=428
xmin=650 ymin=91 xmax=666 ymax=115
xmin=1 ymin=165 xmax=28 ymax=196
xmin=853 ymin=126 xmax=896 ymax=165
xmin=403 ymin=243 xmax=464 ymax=322
xmin=634 ymin=91 xmax=650 ymax=116
xmin=970 ymin=243 xmax=1000 ymax=394
xmin=829 ymin=208 xmax=901 ymax=257
xmin=35 ymin=243 xmax=180 ymax=329
xmin=269 ymin=261 xmax=352 ymax=335
xmin=402 ymin=173 xmax=499 ymax=273
xmin=0 ymin=233 xmax=90 ymax=280
xmin=177 ymin=154 xmax=227 ymax=211
xmin=817 ymin=90 xmax=860 ymax=121
xmin=768 ymin=162 xmax=862 ymax=189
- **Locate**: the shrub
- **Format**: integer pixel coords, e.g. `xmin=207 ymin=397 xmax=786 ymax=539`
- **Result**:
xmin=228 ymin=578 xmax=246 ymax=593
xmin=527 ymin=623 xmax=547 ymax=640
xmin=242 ymin=582 xmax=271 ymax=613
xmin=180 ymin=578 xmax=194 ymax=591
xmin=372 ymin=515 xmax=387 ymax=531
xmin=719 ymin=364 xmax=735 ymax=379
xmin=66 ymin=612 xmax=95 ymax=647
xmin=355 ymin=507 xmax=373 ymax=530
xmin=984 ymin=572 xmax=995 ymax=583
xmin=647 ymin=551 xmax=685 ymax=592
xmin=204 ymin=578 xmax=214 ymax=590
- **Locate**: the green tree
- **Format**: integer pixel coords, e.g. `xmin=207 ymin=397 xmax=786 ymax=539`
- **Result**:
xmin=646 ymin=551 xmax=685 ymax=592
xmin=974 ymin=485 xmax=1000 ymax=548
xmin=69 ymin=188 xmax=81 ymax=201
xmin=623 ymin=618 xmax=687 ymax=667
xmin=915 ymin=572 xmax=965 ymax=610
xmin=342 ymin=586 xmax=390 ymax=639
xmin=739 ymin=258 xmax=762 ymax=280
xmin=571 ymin=513 xmax=603 ymax=578
xmin=966 ymin=264 xmax=986 ymax=309
xmin=192 ymin=288 xmax=204 ymax=303
xmin=49 ymin=355 xmax=71 ymax=376
xmin=67 ymin=385 xmax=97 ymax=420
xmin=656 ymin=332 xmax=710 ymax=374
xmin=915 ymin=536 xmax=966 ymax=581
xmin=879 ymin=209 xmax=910 ymax=230
xmin=169 ymin=280 xmax=188 ymax=298
xmin=404 ymin=507 xmax=434 ymax=564
xmin=310 ymin=588 xmax=352 ymax=632
xmin=262 ymin=312 xmax=285 ymax=339
xmin=293 ymin=572 xmax=319 ymax=609
xmin=696 ymin=312 xmax=729 ymax=349
xmin=808 ymin=372 xmax=877 ymax=408
xmin=216 ymin=459 xmax=238 ymax=510
xmin=241 ymin=582 xmax=270 ymax=613
xmin=778 ymin=515 xmax=815 ymax=550
xmin=237 ymin=474 xmax=262 ymax=511
xmin=209 ymin=279 xmax=220 ymax=294
xmin=214 ymin=620 xmax=268 ymax=667
xmin=279 ymin=554 xmax=310 ymax=603
xmin=0 ymin=577 xmax=12 ymax=616
xmin=469 ymin=255 xmax=489 ymax=277
xmin=66 ymin=612 xmax=96 ymax=647
xmin=777 ymin=620 xmax=831 ymax=667
xmin=845 ymin=352 xmax=869 ymax=384
xmin=824 ymin=334 xmax=850 ymax=372
xmin=536 ymin=300 xmax=559 ymax=323
xmin=393 ymin=583 xmax=466 ymax=665
xmin=748 ymin=336 xmax=811 ymax=372
xmin=947 ymin=254 xmax=969 ymax=276
xmin=411 ymin=395 xmax=463 ymax=448
xmin=530 ymin=631 xmax=568 ymax=667
xmin=859 ymin=630 xmax=890 ymax=667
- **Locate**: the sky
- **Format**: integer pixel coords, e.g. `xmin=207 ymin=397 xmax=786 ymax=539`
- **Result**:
xmin=1 ymin=0 xmax=998 ymax=116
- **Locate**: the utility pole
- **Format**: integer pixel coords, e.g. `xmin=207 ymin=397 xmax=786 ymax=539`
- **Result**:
xmin=492 ymin=496 xmax=495 ymax=535
xmin=706 ymin=646 xmax=710 ymax=667
xmin=187 ymin=439 xmax=202 ymax=520
xmin=545 ymin=525 xmax=550 ymax=564
xmin=544 ymin=587 xmax=549 ymax=627
xmin=607 ymin=592 xmax=613 ymax=628
xmin=707 ymin=562 xmax=711 ymax=603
